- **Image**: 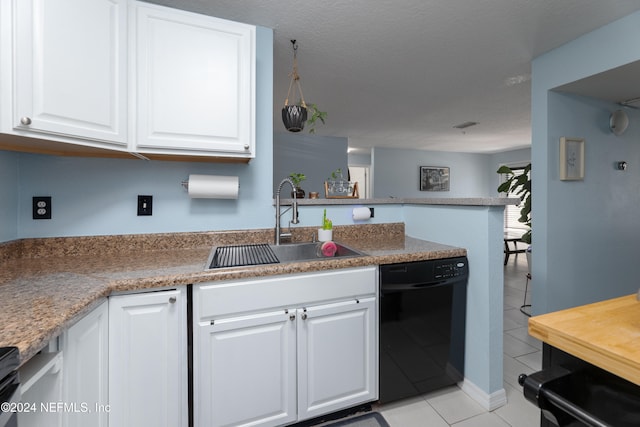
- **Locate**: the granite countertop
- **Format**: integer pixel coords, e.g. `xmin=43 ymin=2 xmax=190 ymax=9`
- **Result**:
xmin=0 ymin=224 xmax=465 ymax=365
xmin=529 ymin=294 xmax=640 ymax=385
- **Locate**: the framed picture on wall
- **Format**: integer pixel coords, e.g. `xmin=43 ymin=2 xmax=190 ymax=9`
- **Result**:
xmin=420 ymin=166 xmax=450 ymax=191
xmin=559 ymin=137 xmax=584 ymax=180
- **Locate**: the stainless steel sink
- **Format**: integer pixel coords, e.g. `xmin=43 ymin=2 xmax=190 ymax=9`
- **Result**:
xmin=206 ymin=242 xmax=364 ymax=269
xmin=268 ymin=242 xmax=364 ymax=263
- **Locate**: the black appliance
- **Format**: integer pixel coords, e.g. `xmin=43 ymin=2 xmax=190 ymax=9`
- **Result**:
xmin=379 ymin=256 xmax=468 ymax=403
xmin=519 ymin=344 xmax=640 ymax=427
xmin=0 ymin=347 xmax=20 ymax=427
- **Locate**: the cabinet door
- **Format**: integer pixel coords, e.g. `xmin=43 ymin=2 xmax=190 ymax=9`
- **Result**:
xmin=297 ymin=297 xmax=378 ymax=421
xmin=195 ymin=310 xmax=297 ymax=427
xmin=133 ymin=2 xmax=255 ymax=157
xmin=109 ymin=288 xmax=187 ymax=427
xmin=63 ymin=300 xmax=109 ymax=427
xmin=14 ymin=0 xmax=127 ymax=145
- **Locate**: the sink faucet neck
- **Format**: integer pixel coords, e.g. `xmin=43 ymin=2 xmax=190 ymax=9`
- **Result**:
xmin=275 ymin=177 xmax=299 ymax=245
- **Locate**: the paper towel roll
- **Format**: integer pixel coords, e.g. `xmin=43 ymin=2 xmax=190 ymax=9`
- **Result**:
xmin=352 ymin=207 xmax=371 ymax=221
xmin=187 ymin=174 xmax=239 ymax=199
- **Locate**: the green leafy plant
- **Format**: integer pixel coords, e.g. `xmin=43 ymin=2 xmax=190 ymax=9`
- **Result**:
xmin=306 ymin=103 xmax=327 ymax=134
xmin=329 ymin=168 xmax=343 ymax=181
xmin=289 ymin=172 xmax=306 ymax=187
xmin=322 ymin=209 xmax=333 ymax=230
xmin=497 ymin=163 xmax=531 ymax=244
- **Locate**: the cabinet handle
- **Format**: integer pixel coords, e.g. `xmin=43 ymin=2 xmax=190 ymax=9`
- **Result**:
xmin=20 ymin=116 xmax=32 ymax=125
xmin=289 ymin=314 xmax=295 ymax=321
xmin=243 ymin=144 xmax=250 ymax=150
xmin=169 ymin=296 xmax=177 ymax=304
xmin=301 ymin=313 xmax=307 ymax=320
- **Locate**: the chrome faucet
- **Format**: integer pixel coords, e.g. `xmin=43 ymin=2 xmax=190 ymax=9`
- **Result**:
xmin=275 ymin=177 xmax=299 ymax=245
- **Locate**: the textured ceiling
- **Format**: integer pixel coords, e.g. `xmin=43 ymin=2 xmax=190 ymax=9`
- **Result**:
xmin=147 ymin=0 xmax=640 ymax=153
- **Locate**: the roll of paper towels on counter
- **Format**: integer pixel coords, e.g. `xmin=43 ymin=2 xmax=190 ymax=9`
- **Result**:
xmin=187 ymin=174 xmax=239 ymax=199
xmin=352 ymin=207 xmax=372 ymax=221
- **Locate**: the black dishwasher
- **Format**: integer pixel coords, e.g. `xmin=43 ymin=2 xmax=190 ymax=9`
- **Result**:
xmin=379 ymin=256 xmax=468 ymax=403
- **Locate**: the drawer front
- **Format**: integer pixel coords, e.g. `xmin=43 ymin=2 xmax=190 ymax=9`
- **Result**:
xmin=195 ymin=267 xmax=377 ymax=320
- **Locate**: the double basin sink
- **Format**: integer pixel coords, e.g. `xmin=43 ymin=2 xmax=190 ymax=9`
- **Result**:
xmin=207 ymin=242 xmax=364 ymax=269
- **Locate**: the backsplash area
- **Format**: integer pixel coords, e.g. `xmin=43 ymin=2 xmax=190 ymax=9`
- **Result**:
xmin=0 ymin=223 xmax=405 ymax=260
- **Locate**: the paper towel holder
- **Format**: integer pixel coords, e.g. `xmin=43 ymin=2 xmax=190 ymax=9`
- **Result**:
xmin=181 ymin=178 xmax=241 ymax=191
xmin=181 ymin=175 xmax=240 ymax=199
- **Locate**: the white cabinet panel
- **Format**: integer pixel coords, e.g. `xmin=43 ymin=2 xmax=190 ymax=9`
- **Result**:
xmin=13 ymin=0 xmax=127 ymax=145
xmin=109 ymin=288 xmax=187 ymax=427
xmin=62 ymin=301 xmax=109 ymax=427
xmin=297 ymin=297 xmax=377 ymax=421
xmin=196 ymin=310 xmax=297 ymax=427
xmin=133 ymin=2 xmax=255 ymax=157
xmin=195 ymin=268 xmax=378 ymax=426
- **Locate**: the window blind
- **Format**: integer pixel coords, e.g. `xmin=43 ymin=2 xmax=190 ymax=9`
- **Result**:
xmin=502 ymin=166 xmax=529 ymax=231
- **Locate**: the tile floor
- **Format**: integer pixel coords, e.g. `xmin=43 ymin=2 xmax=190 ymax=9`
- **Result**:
xmin=376 ymin=254 xmax=543 ymax=426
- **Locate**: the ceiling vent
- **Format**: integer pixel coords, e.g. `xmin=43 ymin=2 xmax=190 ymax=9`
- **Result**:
xmin=453 ymin=121 xmax=478 ymax=129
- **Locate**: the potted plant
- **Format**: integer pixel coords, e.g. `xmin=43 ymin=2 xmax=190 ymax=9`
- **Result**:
xmin=306 ymin=103 xmax=327 ymax=134
xmin=289 ymin=172 xmax=306 ymax=198
xmin=282 ymin=102 xmax=327 ymax=133
xmin=282 ymin=104 xmax=308 ymax=132
xmin=497 ymin=163 xmax=531 ymax=244
xmin=318 ymin=209 xmax=333 ymax=242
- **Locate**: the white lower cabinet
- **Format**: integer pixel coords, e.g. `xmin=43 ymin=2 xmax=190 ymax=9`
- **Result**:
xmin=109 ymin=288 xmax=188 ymax=427
xmin=194 ymin=267 xmax=378 ymax=427
xmin=198 ymin=310 xmax=298 ymax=427
xmin=62 ymin=300 xmax=109 ymax=427
xmin=297 ymin=298 xmax=376 ymax=420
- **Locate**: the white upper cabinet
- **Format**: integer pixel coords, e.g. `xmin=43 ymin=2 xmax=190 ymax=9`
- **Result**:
xmin=132 ymin=2 xmax=256 ymax=158
xmin=1 ymin=0 xmax=256 ymax=159
xmin=13 ymin=0 xmax=128 ymax=146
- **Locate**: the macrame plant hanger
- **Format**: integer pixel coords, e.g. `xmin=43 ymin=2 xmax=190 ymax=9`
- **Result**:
xmin=282 ymin=40 xmax=308 ymax=132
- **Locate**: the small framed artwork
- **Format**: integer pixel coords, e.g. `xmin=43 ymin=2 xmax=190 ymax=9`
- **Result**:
xmin=559 ymin=137 xmax=585 ymax=180
xmin=420 ymin=166 xmax=450 ymax=191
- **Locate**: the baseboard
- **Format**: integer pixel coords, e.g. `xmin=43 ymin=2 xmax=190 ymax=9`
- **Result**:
xmin=459 ymin=379 xmax=508 ymax=411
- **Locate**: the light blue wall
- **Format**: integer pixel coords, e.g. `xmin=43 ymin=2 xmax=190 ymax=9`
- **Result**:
xmin=9 ymin=26 xmax=274 ymax=239
xmin=0 ymin=150 xmax=18 ymax=241
xmin=532 ymin=11 xmax=640 ymax=314
xmin=404 ymin=205 xmax=505 ymax=396
xmin=273 ymin=133 xmax=348 ymax=198
xmin=372 ymin=146 xmax=492 ymax=198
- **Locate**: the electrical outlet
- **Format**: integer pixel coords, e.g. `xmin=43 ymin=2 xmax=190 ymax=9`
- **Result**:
xmin=137 ymin=195 xmax=153 ymax=216
xmin=33 ymin=196 xmax=52 ymax=220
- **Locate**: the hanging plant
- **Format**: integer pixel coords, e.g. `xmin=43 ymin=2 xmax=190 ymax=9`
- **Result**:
xmin=282 ymin=40 xmax=326 ymax=133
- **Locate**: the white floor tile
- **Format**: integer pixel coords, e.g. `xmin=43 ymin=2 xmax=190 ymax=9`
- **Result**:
xmin=515 ymin=351 xmax=542 ymax=371
xmin=379 ymin=395 xmax=448 ymax=427
xmin=425 ymin=388 xmax=486 ymax=425
xmin=505 ymin=326 xmax=542 ymax=350
xmin=504 ymin=333 xmax=539 ymax=358
xmin=452 ymin=412 xmax=511 ymax=427
xmin=494 ymin=383 xmax=541 ymax=427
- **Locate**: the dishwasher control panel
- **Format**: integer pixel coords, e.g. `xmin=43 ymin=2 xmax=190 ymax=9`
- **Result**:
xmin=434 ymin=259 xmax=468 ymax=279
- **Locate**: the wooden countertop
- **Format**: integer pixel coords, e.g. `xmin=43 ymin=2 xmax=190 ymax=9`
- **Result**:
xmin=529 ymin=294 xmax=640 ymax=385
xmin=0 ymin=224 xmax=466 ymax=365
